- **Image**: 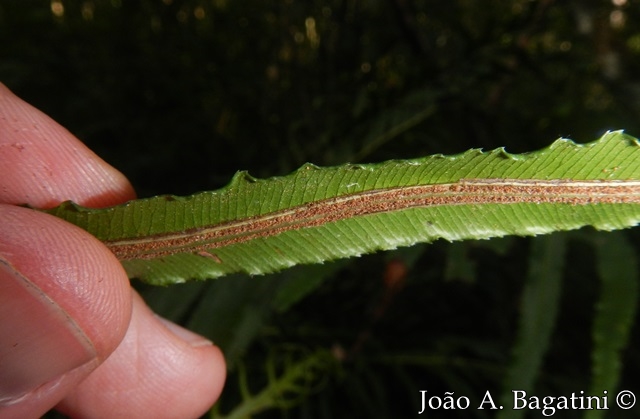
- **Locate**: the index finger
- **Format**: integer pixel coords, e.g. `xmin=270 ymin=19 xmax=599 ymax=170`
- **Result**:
xmin=0 ymin=83 xmax=135 ymax=208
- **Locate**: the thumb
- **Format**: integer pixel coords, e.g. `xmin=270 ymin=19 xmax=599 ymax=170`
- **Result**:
xmin=0 ymin=204 xmax=132 ymax=418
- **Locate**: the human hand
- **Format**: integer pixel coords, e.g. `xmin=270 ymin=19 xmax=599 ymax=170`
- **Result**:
xmin=0 ymin=84 xmax=226 ymax=419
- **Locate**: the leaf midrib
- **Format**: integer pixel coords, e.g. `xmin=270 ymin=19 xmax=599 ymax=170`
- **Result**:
xmin=104 ymin=178 xmax=640 ymax=260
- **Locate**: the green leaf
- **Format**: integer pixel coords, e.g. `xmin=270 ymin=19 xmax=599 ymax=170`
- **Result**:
xmin=45 ymin=131 xmax=640 ymax=285
xmin=586 ymin=231 xmax=638 ymax=419
xmin=498 ymin=234 xmax=565 ymax=418
xmin=181 ymin=262 xmax=347 ymax=365
xmin=184 ymin=274 xmax=284 ymax=364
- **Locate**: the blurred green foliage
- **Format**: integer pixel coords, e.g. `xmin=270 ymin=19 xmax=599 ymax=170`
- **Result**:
xmin=4 ymin=1 xmax=640 ymax=417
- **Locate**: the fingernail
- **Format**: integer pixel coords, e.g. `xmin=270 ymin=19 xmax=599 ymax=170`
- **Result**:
xmin=156 ymin=316 xmax=213 ymax=348
xmin=0 ymin=258 xmax=97 ymax=405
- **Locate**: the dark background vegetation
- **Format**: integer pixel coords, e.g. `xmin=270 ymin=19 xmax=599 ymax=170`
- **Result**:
xmin=4 ymin=1 xmax=640 ymax=417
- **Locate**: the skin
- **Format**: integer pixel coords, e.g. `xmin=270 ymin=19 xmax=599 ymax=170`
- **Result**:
xmin=0 ymin=83 xmax=226 ymax=419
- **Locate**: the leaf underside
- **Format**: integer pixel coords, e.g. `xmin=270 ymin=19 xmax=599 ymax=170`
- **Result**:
xmin=45 ymin=131 xmax=640 ymax=285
